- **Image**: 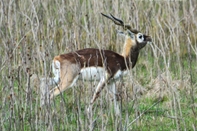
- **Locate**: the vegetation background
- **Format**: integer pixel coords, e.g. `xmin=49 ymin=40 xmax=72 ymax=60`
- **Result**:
xmin=0 ymin=0 xmax=196 ymax=130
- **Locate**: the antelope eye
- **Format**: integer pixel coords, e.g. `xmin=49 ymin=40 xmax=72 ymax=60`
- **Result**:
xmin=137 ymin=33 xmax=145 ymax=43
xmin=139 ymin=35 xmax=143 ymax=39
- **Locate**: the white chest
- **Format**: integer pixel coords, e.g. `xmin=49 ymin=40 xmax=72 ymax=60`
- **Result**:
xmin=79 ymin=67 xmax=127 ymax=81
xmin=79 ymin=67 xmax=105 ymax=81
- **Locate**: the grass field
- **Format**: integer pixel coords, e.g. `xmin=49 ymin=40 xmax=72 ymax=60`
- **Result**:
xmin=0 ymin=0 xmax=197 ymax=130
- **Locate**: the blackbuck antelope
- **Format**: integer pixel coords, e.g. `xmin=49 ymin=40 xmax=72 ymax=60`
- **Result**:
xmin=49 ymin=13 xmax=152 ymax=112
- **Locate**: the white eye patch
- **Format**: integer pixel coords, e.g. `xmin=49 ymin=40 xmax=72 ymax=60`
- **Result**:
xmin=137 ymin=33 xmax=144 ymax=43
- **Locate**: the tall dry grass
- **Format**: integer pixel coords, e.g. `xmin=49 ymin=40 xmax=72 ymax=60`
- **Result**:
xmin=0 ymin=0 xmax=196 ymax=130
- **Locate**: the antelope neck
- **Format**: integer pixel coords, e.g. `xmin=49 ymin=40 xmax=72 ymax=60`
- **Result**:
xmin=126 ymin=47 xmax=139 ymax=68
xmin=121 ymin=37 xmax=139 ymax=68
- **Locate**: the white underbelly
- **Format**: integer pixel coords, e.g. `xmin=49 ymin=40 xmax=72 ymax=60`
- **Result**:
xmin=79 ymin=67 xmax=106 ymax=81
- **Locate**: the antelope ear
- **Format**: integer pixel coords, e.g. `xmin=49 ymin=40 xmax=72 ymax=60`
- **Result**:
xmin=116 ymin=30 xmax=125 ymax=36
xmin=127 ymin=30 xmax=135 ymax=39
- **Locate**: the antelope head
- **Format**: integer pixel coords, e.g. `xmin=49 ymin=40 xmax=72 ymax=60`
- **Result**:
xmin=101 ymin=13 xmax=152 ymax=67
